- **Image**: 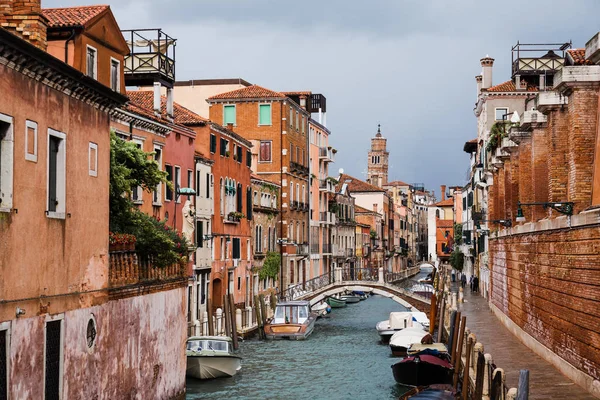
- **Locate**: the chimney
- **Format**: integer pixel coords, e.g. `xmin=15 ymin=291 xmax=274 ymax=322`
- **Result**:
xmin=153 ymin=82 xmax=161 ymax=113
xmin=227 ymin=123 xmax=234 ymax=131
xmin=480 ymin=55 xmax=494 ymax=89
xmin=475 ymin=75 xmax=482 ymax=95
xmin=440 ymin=185 xmax=446 ymax=201
xmin=0 ymin=0 xmax=48 ymax=51
xmin=166 ymin=87 xmax=174 ymax=117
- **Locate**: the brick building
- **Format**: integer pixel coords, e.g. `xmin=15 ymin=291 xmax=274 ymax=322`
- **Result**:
xmin=468 ymin=38 xmax=600 ymax=397
xmin=355 ymin=205 xmax=383 ymax=272
xmin=207 ymin=85 xmax=312 ymax=290
xmin=367 ymin=124 xmax=389 ymax=187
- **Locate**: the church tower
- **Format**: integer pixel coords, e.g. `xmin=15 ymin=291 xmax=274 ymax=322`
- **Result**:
xmin=367 ymin=124 xmax=389 ymax=187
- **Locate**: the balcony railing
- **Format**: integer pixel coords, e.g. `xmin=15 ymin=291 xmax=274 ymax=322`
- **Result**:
xmin=322 ymin=243 xmax=332 ymax=254
xmin=319 ymin=179 xmax=335 ymax=193
xmin=290 ymin=161 xmax=309 ymax=176
xmin=310 ymin=243 xmax=320 ymax=254
xmin=319 ymin=147 xmax=335 ymax=163
xmin=122 ymin=28 xmax=176 ymax=86
xmin=296 ymin=243 xmax=309 ymax=255
xmin=319 ymin=212 xmax=336 ymax=225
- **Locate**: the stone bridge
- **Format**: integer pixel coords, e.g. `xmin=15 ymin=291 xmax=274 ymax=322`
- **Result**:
xmin=281 ymin=266 xmax=432 ymax=314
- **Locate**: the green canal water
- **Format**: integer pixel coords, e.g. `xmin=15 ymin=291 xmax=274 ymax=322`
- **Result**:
xmin=186 ymin=295 xmax=412 ymax=400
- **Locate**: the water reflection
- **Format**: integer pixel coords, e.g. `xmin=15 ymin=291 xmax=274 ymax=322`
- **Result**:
xmin=186 ymin=295 xmax=411 ymax=400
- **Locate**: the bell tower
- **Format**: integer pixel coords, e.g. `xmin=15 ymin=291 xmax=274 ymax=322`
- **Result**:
xmin=367 ymin=124 xmax=389 ymax=187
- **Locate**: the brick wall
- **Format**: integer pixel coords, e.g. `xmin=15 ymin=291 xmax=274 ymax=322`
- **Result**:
xmin=0 ymin=0 xmax=47 ymax=50
xmin=490 ymin=227 xmax=600 ymax=382
xmin=531 ymin=127 xmax=549 ymax=221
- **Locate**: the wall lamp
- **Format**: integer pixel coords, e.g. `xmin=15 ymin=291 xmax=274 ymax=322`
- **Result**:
xmin=516 ymin=201 xmax=574 ymax=222
xmin=476 ymin=219 xmax=512 ymax=228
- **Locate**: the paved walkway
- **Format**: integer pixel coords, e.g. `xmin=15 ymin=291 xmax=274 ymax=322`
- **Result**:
xmin=452 ymin=283 xmax=595 ymax=399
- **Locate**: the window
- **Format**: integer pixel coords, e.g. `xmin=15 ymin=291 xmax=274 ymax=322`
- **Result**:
xmin=153 ymin=147 xmax=162 ymax=204
xmin=290 ymin=144 xmax=294 ymax=162
xmin=296 ymin=148 xmax=300 ymax=165
xmin=219 ymin=178 xmax=224 ymax=215
xmin=25 ymin=120 xmax=37 ymax=162
xmin=224 ymin=105 xmax=236 ymax=125
xmin=187 ymin=170 xmax=193 ymax=191
xmin=259 ymin=141 xmax=271 ymax=162
xmin=206 ymin=172 xmax=210 ymax=199
xmin=220 ymin=238 xmax=224 ymax=260
xmin=289 ymin=107 xmax=293 ymax=129
xmin=232 ymin=238 xmax=241 ymax=259
xmin=196 ymin=220 xmax=204 ymax=247
xmin=246 ymin=188 xmax=253 ymax=220
xmin=165 ymin=165 xmax=173 ymax=201
xmin=86 ymin=45 xmax=97 ymax=79
xmin=47 ymin=129 xmax=66 ymax=218
xmin=259 ymin=104 xmax=272 ymax=125
xmin=110 ymin=58 xmax=120 ymax=92
xmin=44 ymin=318 xmax=63 ymax=400
xmin=237 ymin=276 xmax=241 ymax=291
xmin=220 ymin=138 xmax=229 ymax=157
xmin=237 ymin=183 xmax=243 ymax=212
xmin=210 ymin=134 xmax=217 ymax=153
xmin=246 ymin=150 xmax=252 ymax=168
xmin=296 ymin=183 xmax=299 ymax=202
xmin=236 ymin=145 xmax=243 ymax=164
xmin=495 ymin=107 xmax=508 ymax=121
xmin=0 ymin=114 xmax=14 ymax=211
xmin=295 ymin=111 xmax=299 ymax=130
xmin=247 ymin=239 xmax=251 ymax=261
xmin=175 ymin=166 xmax=181 ymax=202
xmin=131 ymin=140 xmax=143 ymax=203
xmin=88 ymin=142 xmax=98 ymax=177
xmin=290 ymin=181 xmax=293 ymax=203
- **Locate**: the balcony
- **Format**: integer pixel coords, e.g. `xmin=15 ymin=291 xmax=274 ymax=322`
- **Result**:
xmin=290 ymin=200 xmax=299 ymax=210
xmin=310 ymin=243 xmax=320 ymax=254
xmin=345 ymin=248 xmax=355 ymax=258
xmin=122 ymin=29 xmax=176 ymax=87
xmin=296 ymin=243 xmax=309 ymax=255
xmin=319 ymin=179 xmax=335 ymax=193
xmin=322 ymin=243 xmax=332 ymax=254
xmin=319 ymin=146 xmax=335 ymax=163
xmin=319 ymin=212 xmax=336 ymax=225
xmin=290 ymin=161 xmax=309 ymax=176
xmin=337 ymin=217 xmax=356 ymax=226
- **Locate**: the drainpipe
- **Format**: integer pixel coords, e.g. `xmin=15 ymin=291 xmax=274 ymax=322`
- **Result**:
xmin=64 ymin=28 xmax=76 ymax=63
xmin=279 ymin=101 xmax=284 ymax=297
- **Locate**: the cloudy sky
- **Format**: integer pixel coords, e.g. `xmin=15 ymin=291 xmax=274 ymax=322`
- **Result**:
xmin=46 ymin=0 xmax=600 ymax=198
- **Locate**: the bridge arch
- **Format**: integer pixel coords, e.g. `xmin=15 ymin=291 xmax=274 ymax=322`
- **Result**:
xmin=417 ymin=261 xmax=435 ymax=269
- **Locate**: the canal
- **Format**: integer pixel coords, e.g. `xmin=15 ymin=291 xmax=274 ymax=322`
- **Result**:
xmin=186 ymin=295 xmax=412 ymax=400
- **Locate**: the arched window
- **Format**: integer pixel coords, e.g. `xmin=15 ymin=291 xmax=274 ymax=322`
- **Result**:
xmin=220 ymin=178 xmax=224 ymax=215
xmin=268 ymin=227 xmax=272 ymax=251
xmin=296 ymin=183 xmax=299 ymax=202
xmin=290 ymin=181 xmax=294 ymax=204
xmin=254 ymin=191 xmax=258 ymax=205
xmin=302 ymin=185 xmax=305 ymax=204
xmin=210 ymin=174 xmax=214 ymax=200
xmin=296 ymin=222 xmax=300 ymax=244
xmin=436 ymin=209 xmax=440 ymax=219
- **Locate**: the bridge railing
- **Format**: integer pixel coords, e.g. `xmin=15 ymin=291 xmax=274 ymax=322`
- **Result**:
xmin=279 ymin=272 xmax=331 ymax=300
xmin=341 ymin=267 xmax=378 ymax=282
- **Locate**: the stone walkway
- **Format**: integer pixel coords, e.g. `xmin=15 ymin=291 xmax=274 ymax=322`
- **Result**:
xmin=452 ymin=283 xmax=596 ymax=399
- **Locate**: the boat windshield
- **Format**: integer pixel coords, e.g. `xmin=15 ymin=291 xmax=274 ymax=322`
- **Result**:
xmin=186 ymin=340 xmax=203 ymax=352
xmin=274 ymin=305 xmax=302 ymax=323
xmin=207 ymin=340 xmax=228 ymax=352
xmin=298 ymin=305 xmax=308 ymax=323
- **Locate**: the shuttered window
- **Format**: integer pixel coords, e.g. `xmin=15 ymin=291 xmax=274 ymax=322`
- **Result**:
xmin=246 ymin=150 xmax=252 ymax=167
xmin=237 ymin=184 xmax=243 ymax=212
xmin=246 ymin=188 xmax=253 ymax=220
xmin=259 ymin=141 xmax=271 ymax=162
xmin=259 ymin=104 xmax=272 ymax=125
xmin=237 ymin=146 xmax=243 ymax=164
xmin=232 ymin=238 xmax=241 ymax=260
xmin=47 ymin=136 xmax=60 ymax=212
xmin=165 ymin=165 xmax=173 ymax=201
xmin=210 ymin=134 xmax=216 ymax=153
xmin=224 ymin=105 xmax=236 ymax=125
xmin=196 ymin=220 xmax=203 ymax=247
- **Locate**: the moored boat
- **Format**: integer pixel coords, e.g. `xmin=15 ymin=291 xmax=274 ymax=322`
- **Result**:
xmin=391 ymin=354 xmax=454 ymax=387
xmin=340 ymin=293 xmax=361 ymax=303
xmin=376 ymin=311 xmax=421 ymax=343
xmin=186 ymin=336 xmax=242 ymax=380
xmin=326 ymin=296 xmax=347 ymax=308
xmin=389 ymin=327 xmax=429 ymax=357
xmin=312 ymin=301 xmax=331 ymax=317
xmin=264 ymin=300 xmax=317 ymax=340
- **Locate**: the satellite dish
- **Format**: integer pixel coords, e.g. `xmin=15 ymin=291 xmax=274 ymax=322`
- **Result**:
xmin=339 ymin=168 xmax=344 ymax=175
xmin=510 ymin=111 xmax=520 ymax=123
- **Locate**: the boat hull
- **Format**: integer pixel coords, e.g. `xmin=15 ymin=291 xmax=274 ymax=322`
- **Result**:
xmin=186 ymin=355 xmax=242 ymax=380
xmin=340 ymin=295 xmax=361 ymax=303
xmin=390 ymin=344 xmax=409 ymax=357
xmin=391 ymin=355 xmax=453 ymax=387
xmin=264 ymin=315 xmax=316 ymax=340
xmin=326 ymin=297 xmax=347 ymax=308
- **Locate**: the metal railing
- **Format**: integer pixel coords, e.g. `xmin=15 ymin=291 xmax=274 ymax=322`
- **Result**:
xmin=322 ymin=243 xmax=332 ymax=253
xmin=279 ymin=273 xmax=331 ymax=300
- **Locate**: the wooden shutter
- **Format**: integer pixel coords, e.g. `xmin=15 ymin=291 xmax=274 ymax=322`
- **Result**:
xmin=237 ymin=184 xmax=242 ymax=212
xmin=246 ymin=188 xmax=252 ymax=220
xmin=48 ymin=136 xmax=60 ymax=212
xmin=220 ymin=138 xmax=226 ymax=156
xmin=246 ymin=150 xmax=252 ymax=167
xmin=196 ymin=221 xmax=203 ymax=247
xmin=237 ymin=146 xmax=243 ymax=163
xmin=233 ymin=238 xmax=240 ymax=259
xmin=210 ymin=134 xmax=216 ymax=153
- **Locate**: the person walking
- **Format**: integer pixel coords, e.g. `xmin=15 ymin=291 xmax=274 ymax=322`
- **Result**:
xmin=461 ymin=274 xmax=467 ymax=289
xmin=469 ymin=275 xmax=474 ymax=292
xmin=473 ymin=276 xmax=479 ymax=293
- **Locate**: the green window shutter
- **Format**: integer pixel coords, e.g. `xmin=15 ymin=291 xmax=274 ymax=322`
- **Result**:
xmin=246 ymin=150 xmax=252 ymax=167
xmin=210 ymin=134 xmax=216 ymax=153
xmin=224 ymin=105 xmax=236 ymax=125
xmin=259 ymin=104 xmax=271 ymax=125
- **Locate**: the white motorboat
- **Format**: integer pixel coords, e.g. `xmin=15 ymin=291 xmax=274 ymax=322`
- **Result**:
xmin=264 ymin=300 xmax=317 ymax=340
xmin=376 ymin=311 xmax=429 ymax=343
xmin=312 ymin=301 xmax=331 ymax=317
xmin=186 ymin=336 xmax=242 ymax=379
xmin=389 ymin=327 xmax=429 ymax=356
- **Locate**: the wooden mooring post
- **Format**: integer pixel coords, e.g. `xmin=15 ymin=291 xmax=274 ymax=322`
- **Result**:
xmin=453 ymin=315 xmax=466 ymax=389
xmin=429 ymin=292 xmax=437 ymax=336
xmin=254 ymin=295 xmax=264 ymax=339
xmin=259 ymin=294 xmax=268 ymax=328
xmin=222 ymin=295 xmax=231 ymax=337
xmin=517 ymin=370 xmax=529 ymax=400
xmin=462 ymin=337 xmax=473 ymax=400
xmin=450 ymin=311 xmax=461 ymax=364
xmin=228 ymin=294 xmax=239 ymax=350
xmin=437 ymin=296 xmax=446 ymax=343
xmin=207 ymin=296 xmax=214 ymax=336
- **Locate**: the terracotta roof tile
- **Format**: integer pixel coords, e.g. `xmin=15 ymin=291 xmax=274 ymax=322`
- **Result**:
xmin=436 ymin=219 xmax=454 ymax=228
xmin=126 ymin=91 xmax=207 ymax=125
xmin=281 ymin=91 xmax=312 ymax=96
xmin=339 ymin=174 xmax=385 ymax=193
xmin=434 ymin=198 xmax=454 ymax=207
xmin=567 ymin=49 xmax=594 ymax=66
xmin=485 ymin=80 xmax=537 ymax=92
xmin=355 ymin=204 xmax=380 ymax=215
xmin=208 ymin=85 xmax=286 ymax=100
xmin=385 ymin=180 xmax=410 ymax=187
xmin=43 ymin=5 xmax=108 ymax=28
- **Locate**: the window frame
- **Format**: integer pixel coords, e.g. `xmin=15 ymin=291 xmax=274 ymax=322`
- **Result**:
xmin=110 ymin=57 xmax=120 ymax=92
xmin=165 ymin=164 xmax=173 ymax=202
xmin=209 ymin=134 xmax=217 ymax=154
xmin=43 ymin=313 xmax=65 ymax=400
xmin=259 ymin=140 xmax=272 ymax=163
xmin=0 ymin=113 xmax=14 ymax=212
xmin=46 ymin=128 xmax=67 ymax=219
xmin=25 ymin=120 xmax=38 ymax=162
xmin=495 ymin=107 xmax=509 ymax=121
xmin=175 ymin=166 xmax=181 ymax=203
xmin=153 ymin=145 xmax=163 ymax=206
xmin=258 ymin=103 xmax=272 ymax=126
xmin=88 ymin=142 xmax=98 ymax=177
xmin=223 ymin=104 xmax=236 ymax=126
xmin=86 ymin=45 xmax=98 ymax=80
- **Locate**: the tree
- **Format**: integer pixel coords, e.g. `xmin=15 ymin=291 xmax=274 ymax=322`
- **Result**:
xmin=109 ymin=131 xmax=188 ymax=267
xmin=259 ymin=252 xmax=280 ymax=281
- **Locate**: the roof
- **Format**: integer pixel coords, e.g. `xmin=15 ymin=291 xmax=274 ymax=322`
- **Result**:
xmin=385 ymin=180 xmax=410 ymax=187
xmin=485 ymin=80 xmax=537 ymax=92
xmin=436 ymin=219 xmax=454 ymax=228
xmin=355 ymin=205 xmax=380 ymax=215
xmin=209 ymin=122 xmax=252 ymax=148
xmin=339 ymin=174 xmax=386 ymax=193
xmin=251 ymin=174 xmax=280 ymax=188
xmin=43 ymin=5 xmax=108 ymax=28
xmin=174 ymin=78 xmax=252 ymax=87
xmin=208 ymin=85 xmax=286 ymax=100
xmin=281 ymin=91 xmax=312 ymax=96
xmin=126 ymin=91 xmax=208 ymax=126
xmin=567 ymin=49 xmax=594 ymax=66
xmin=434 ymin=198 xmax=453 ymax=207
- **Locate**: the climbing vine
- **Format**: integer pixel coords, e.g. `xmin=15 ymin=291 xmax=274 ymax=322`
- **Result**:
xmin=454 ymin=223 xmax=463 ymax=245
xmin=259 ymin=251 xmax=281 ymax=281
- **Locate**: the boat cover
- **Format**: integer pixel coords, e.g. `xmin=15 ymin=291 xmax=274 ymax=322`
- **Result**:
xmin=400 ymin=355 xmax=453 ymax=369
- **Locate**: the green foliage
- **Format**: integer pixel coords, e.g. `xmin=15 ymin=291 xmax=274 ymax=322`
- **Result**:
xmin=326 ymin=177 xmax=339 ymax=185
xmin=109 ymin=131 xmax=186 ymax=268
xmin=329 ymin=202 xmax=339 ymax=213
xmin=485 ymin=121 xmax=514 ymax=152
xmin=454 ymin=223 xmax=463 ymax=245
xmin=370 ymin=229 xmax=378 ymax=239
xmin=450 ymin=249 xmax=465 ymax=272
xmin=259 ymin=251 xmax=280 ymax=281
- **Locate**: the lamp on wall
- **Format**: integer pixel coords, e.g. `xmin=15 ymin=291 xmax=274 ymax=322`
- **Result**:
xmin=515 ymin=201 xmax=573 ymax=222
